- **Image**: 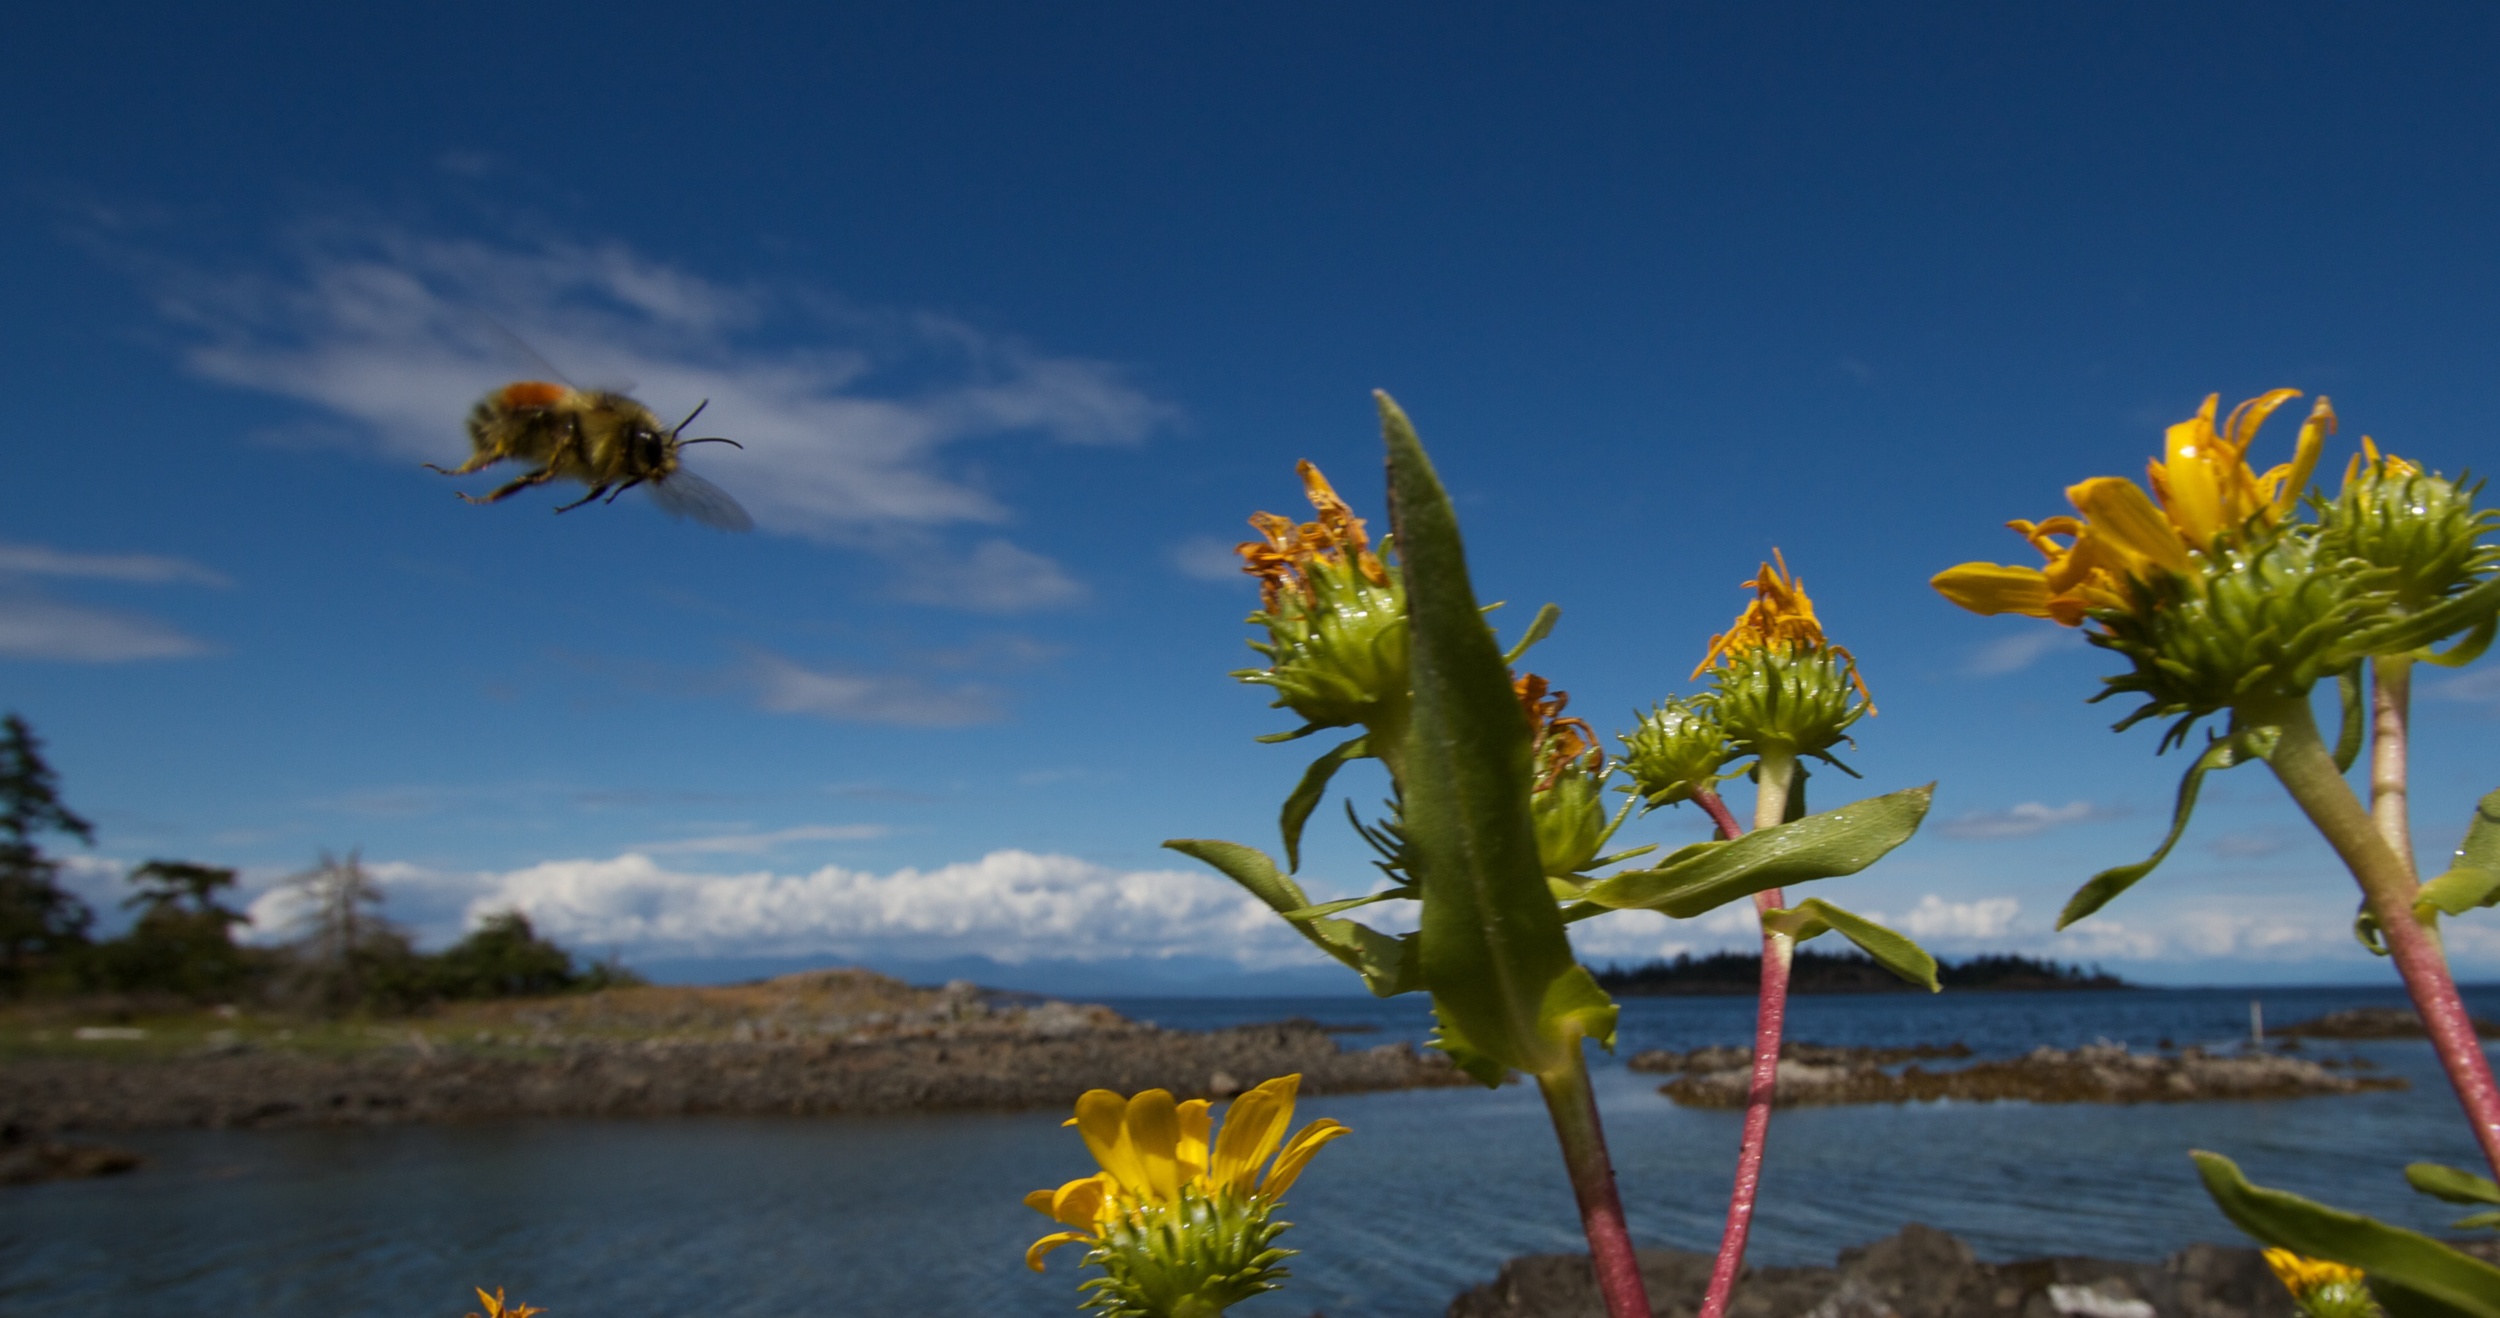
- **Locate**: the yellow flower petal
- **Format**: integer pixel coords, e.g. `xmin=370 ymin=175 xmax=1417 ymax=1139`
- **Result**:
xmin=1259 ymin=1118 xmax=1351 ymax=1199
xmin=1211 ymin=1075 xmax=1299 ymax=1196
xmin=2066 ymin=477 xmax=2194 ymax=578
xmin=1123 ymin=1089 xmax=1185 ymax=1201
xmin=2158 ymin=396 xmax=2228 ymax=548
xmin=1074 ymin=1089 xmax=1149 ymax=1194
xmin=1176 ymin=1098 xmax=1212 ymax=1185
xmin=1023 ymin=1188 xmax=1056 ymax=1215
xmin=1027 ymin=1230 xmax=1095 ymax=1272
xmin=2223 ymin=389 xmax=2303 ymax=459
xmin=1930 ymin=562 xmax=2058 ymax=619
xmin=1048 ymin=1174 xmax=1112 ymax=1227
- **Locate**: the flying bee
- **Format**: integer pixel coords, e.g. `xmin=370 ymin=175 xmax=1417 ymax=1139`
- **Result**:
xmin=427 ymin=381 xmax=754 ymax=532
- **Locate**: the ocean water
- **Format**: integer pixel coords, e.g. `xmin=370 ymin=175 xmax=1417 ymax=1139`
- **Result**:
xmin=5 ymin=984 xmax=2495 ymax=1318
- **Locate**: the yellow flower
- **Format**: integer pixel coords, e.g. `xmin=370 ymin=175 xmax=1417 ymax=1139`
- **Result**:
xmin=2263 ymin=1249 xmax=2377 ymax=1318
xmin=1932 ymin=392 xmax=2337 ymax=625
xmin=1022 ymin=1074 xmax=1350 ymax=1273
xmin=1693 ymin=550 xmax=1872 ymax=712
xmin=466 ymin=1288 xmax=543 ymax=1318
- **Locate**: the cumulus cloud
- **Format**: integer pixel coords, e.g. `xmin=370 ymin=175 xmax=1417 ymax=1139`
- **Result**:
xmin=1962 ymin=628 xmax=2085 ymax=677
xmin=1892 ymin=894 xmax=2021 ymax=939
xmin=746 ymin=651 xmax=998 ymax=726
xmin=1938 ymin=800 xmax=2113 ymax=840
xmin=420 ymin=848 xmax=1322 ymax=965
xmin=139 ymin=224 xmax=1173 ymax=605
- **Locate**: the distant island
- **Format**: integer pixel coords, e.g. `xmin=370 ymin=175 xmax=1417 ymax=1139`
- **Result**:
xmin=1592 ymin=950 xmax=2129 ymax=995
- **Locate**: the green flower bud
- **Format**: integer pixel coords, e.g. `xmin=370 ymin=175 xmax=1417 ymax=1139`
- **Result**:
xmin=1710 ymin=644 xmax=1869 ymax=763
xmin=1531 ymin=761 xmax=1615 ymax=880
xmin=1618 ymin=697 xmax=1734 ymax=808
xmin=2317 ymin=446 xmax=2499 ymax=624
xmin=2092 ymin=526 xmax=2391 ymax=746
xmin=1233 ymin=463 xmax=1410 ymax=734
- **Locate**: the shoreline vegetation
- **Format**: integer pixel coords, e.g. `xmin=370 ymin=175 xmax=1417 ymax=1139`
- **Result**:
xmin=1592 ymin=950 xmax=2129 ymax=996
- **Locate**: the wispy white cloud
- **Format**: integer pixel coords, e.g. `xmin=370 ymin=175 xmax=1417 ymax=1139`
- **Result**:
xmin=0 ymin=539 xmax=227 ymax=663
xmin=2430 ymin=665 xmax=2500 ymax=710
xmin=0 ymin=541 xmax=229 ymax=587
xmin=888 ymin=539 xmax=1087 ymax=613
xmin=1170 ymin=536 xmax=1247 ymax=583
xmin=0 ymin=591 xmax=212 ymax=662
xmin=1938 ymin=800 xmax=2113 ymax=840
xmin=138 ymin=224 xmax=1173 ymax=607
xmin=638 ymin=824 xmax=889 ymax=856
xmin=747 ymin=651 xmax=999 ymax=726
xmin=1963 ymin=628 xmax=2085 ymax=677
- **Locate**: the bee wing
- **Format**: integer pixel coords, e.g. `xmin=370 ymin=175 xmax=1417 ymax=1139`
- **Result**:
xmin=647 ymin=469 xmax=754 ymax=533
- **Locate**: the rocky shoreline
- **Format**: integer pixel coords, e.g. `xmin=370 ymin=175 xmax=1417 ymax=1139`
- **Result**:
xmin=1449 ymin=1223 xmax=2500 ymax=1318
xmin=0 ymin=971 xmax=1464 ymax=1135
xmin=1631 ymin=1042 xmax=2401 ymax=1109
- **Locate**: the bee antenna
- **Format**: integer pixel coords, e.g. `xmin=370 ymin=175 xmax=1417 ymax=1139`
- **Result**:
xmin=670 ymin=399 xmax=711 ymax=436
xmin=680 ymin=436 xmax=743 ymax=449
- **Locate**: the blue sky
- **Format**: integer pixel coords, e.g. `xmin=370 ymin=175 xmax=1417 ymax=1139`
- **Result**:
xmin=4 ymin=3 xmax=2498 ymax=991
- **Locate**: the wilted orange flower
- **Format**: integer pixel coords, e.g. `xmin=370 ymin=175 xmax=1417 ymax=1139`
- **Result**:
xmin=1238 ymin=462 xmax=1391 ymax=613
xmin=466 ymin=1288 xmax=543 ymax=1318
xmin=1933 ymin=391 xmax=2336 ymax=625
xmin=1514 ymin=672 xmax=1600 ymax=787
xmin=1693 ymin=551 xmax=1872 ymax=710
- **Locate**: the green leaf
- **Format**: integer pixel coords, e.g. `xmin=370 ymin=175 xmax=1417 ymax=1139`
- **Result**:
xmin=1281 ymin=735 xmax=1369 ymax=872
xmin=2354 ymin=572 xmax=2500 ymax=659
xmin=1162 ymin=838 xmax=1418 ymax=996
xmin=2454 ymin=1211 xmax=2500 ymax=1232
xmin=2058 ymin=724 xmax=2278 ymax=929
xmin=1576 ymin=784 xmax=1934 ymax=918
xmin=2408 ymin=1162 xmax=2500 ymax=1207
xmin=2335 ymin=665 xmax=2367 ymax=774
xmin=1379 ymin=391 xmax=1613 ymax=1078
xmin=2426 ymin=616 xmax=2497 ymax=669
xmin=1763 ymin=898 xmax=1939 ymax=992
xmin=1501 ymin=602 xmax=1561 ymax=666
xmin=2193 ymin=1151 xmax=2500 ymax=1318
xmin=2417 ymin=790 xmax=2500 ymax=919
xmin=1277 ymin=888 xmax=1410 ymax=920
xmin=1255 ymin=723 xmax=1324 ymax=744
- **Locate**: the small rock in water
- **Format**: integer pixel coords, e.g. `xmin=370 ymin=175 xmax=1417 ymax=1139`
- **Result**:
xmin=1208 ymin=1070 xmax=1242 ymax=1098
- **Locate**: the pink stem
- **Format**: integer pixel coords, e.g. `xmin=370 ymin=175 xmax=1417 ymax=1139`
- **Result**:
xmin=1689 ymin=788 xmax=1790 ymax=1318
xmin=1537 ymin=1056 xmax=1654 ymax=1318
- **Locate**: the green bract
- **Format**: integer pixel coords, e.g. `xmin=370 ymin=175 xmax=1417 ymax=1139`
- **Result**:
xmin=1710 ymin=642 xmax=1867 ymax=764
xmin=1235 ymin=551 xmax=1410 ymax=735
xmin=2320 ymin=460 xmax=2500 ymax=618
xmin=2091 ymin=528 xmax=2391 ymax=748
xmin=1530 ymin=761 xmax=1624 ymax=882
xmin=1080 ymin=1188 xmax=1296 ymax=1318
xmin=1618 ymin=697 xmax=1735 ymax=808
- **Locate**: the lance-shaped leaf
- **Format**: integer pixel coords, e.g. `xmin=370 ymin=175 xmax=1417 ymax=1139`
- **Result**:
xmin=2194 ymin=1151 xmax=2500 ymax=1318
xmin=2409 ymin=1162 xmax=2500 ymax=1231
xmin=2059 ymin=723 xmax=2279 ymax=929
xmin=2416 ymin=790 xmax=2500 ymax=919
xmin=2425 ymin=615 xmax=2497 ymax=669
xmin=1163 ymin=837 xmax=1417 ymax=996
xmin=2335 ymin=665 xmax=2367 ymax=774
xmin=1501 ymin=602 xmax=1561 ymax=666
xmin=2352 ymin=573 xmax=2500 ymax=659
xmin=1281 ymin=735 xmax=1369 ymax=872
xmin=1761 ymin=897 xmax=1940 ymax=992
xmin=1576 ymin=784 xmax=1934 ymax=918
xmin=1380 ymin=391 xmax=1614 ymax=1080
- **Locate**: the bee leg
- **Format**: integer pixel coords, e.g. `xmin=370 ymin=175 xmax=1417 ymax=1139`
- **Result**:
xmin=601 ymin=477 xmax=647 ymax=504
xmin=551 ymin=484 xmax=611 ymax=514
xmin=424 ymin=451 xmax=503 ymax=477
xmin=459 ymin=466 xmax=562 ymax=505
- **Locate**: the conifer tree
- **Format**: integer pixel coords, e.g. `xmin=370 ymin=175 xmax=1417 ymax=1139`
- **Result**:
xmin=0 ymin=713 xmax=96 ymax=991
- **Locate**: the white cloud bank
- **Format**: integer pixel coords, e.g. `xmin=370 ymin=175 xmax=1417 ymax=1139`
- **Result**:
xmin=1938 ymin=800 xmax=2114 ymax=840
xmin=142 ymin=224 xmax=1173 ymax=607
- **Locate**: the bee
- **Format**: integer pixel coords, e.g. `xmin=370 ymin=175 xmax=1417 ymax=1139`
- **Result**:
xmin=427 ymin=382 xmax=754 ymax=532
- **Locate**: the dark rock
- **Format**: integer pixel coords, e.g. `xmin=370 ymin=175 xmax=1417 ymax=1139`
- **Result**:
xmin=1629 ymin=1043 xmax=1974 ymax=1074
xmin=2277 ymin=1008 xmax=2500 ymax=1040
xmin=0 ymin=1123 xmax=141 ymax=1187
xmin=1446 ymin=1225 xmax=2304 ymax=1318
xmin=1657 ymin=1044 xmax=2403 ymax=1109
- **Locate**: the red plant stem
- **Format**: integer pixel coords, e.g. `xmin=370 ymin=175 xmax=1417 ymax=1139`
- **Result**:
xmin=1688 ymin=781 xmax=1794 ymax=1318
xmin=2370 ymin=656 xmax=2416 ymax=874
xmin=2256 ymin=694 xmax=2500 ymax=1179
xmin=1537 ymin=1054 xmax=1653 ymax=1318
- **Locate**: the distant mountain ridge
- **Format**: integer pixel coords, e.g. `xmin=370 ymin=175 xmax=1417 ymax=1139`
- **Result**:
xmin=1592 ymin=950 xmax=2129 ymax=995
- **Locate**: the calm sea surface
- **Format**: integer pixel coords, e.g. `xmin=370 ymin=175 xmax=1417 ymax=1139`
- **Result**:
xmin=7 ymin=984 xmax=2497 ymax=1317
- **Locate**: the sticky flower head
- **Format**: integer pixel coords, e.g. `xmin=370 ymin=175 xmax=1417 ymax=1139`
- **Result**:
xmin=2319 ymin=438 xmax=2500 ymax=626
xmin=1933 ymin=392 xmax=2338 ymax=625
xmin=1024 ymin=1075 xmax=1351 ymax=1318
xmin=1618 ymin=695 xmax=1735 ymax=809
xmin=1696 ymin=552 xmax=1872 ymax=763
xmin=2262 ymin=1249 xmax=2377 ymax=1318
xmin=1515 ymin=673 xmax=1624 ymax=882
xmin=1233 ymin=463 xmax=1409 ymax=735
